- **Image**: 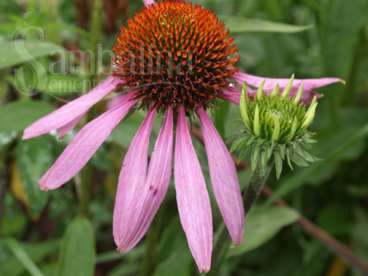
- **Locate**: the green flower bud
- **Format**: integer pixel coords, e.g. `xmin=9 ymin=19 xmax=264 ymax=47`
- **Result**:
xmin=234 ymin=76 xmax=319 ymax=178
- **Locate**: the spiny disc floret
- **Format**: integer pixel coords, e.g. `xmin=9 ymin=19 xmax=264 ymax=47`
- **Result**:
xmin=113 ymin=0 xmax=239 ymax=111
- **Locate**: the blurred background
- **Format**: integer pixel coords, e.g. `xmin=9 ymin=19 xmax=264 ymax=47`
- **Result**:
xmin=0 ymin=0 xmax=368 ymax=275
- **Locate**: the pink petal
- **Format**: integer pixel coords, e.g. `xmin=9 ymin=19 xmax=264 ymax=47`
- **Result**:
xmin=108 ymin=92 xmax=134 ymax=110
xmin=23 ymin=76 xmax=123 ymax=140
xmin=220 ymin=85 xmax=262 ymax=105
xmin=234 ymin=72 xmax=342 ymax=91
xmin=113 ymin=108 xmax=173 ymax=251
xmin=144 ymin=0 xmax=155 ymax=6
xmin=39 ymin=95 xmax=135 ymax=191
xmin=128 ymin=108 xmax=173 ymax=245
xmin=174 ymin=107 xmax=213 ymax=273
xmin=56 ymin=114 xmax=85 ymax=138
xmin=57 ymin=92 xmax=135 ymax=138
xmin=234 ymin=72 xmax=343 ymax=104
xmin=197 ymin=108 xmax=244 ymax=245
xmin=220 ymin=87 xmax=241 ymax=104
xmin=113 ymin=108 xmax=156 ymax=251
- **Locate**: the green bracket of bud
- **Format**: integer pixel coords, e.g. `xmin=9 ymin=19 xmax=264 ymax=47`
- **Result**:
xmin=281 ymin=74 xmax=295 ymax=98
xmin=271 ymin=115 xmax=281 ymax=142
xmin=253 ymin=104 xmax=261 ymax=137
xmin=293 ymin=82 xmax=304 ymax=104
xmin=271 ymin=84 xmax=280 ymax=97
xmin=256 ymin=80 xmax=265 ymax=100
xmin=302 ymin=97 xmax=318 ymax=129
xmin=240 ymin=84 xmax=251 ymax=128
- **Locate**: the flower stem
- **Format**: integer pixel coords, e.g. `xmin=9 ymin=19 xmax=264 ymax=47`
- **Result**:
xmin=78 ymin=0 xmax=103 ymax=217
xmin=243 ymin=165 xmax=272 ymax=216
xmin=209 ymin=164 xmax=272 ymax=275
xmin=139 ymin=211 xmax=162 ymax=276
xmin=209 ymin=224 xmax=230 ymax=275
xmin=79 ymin=167 xmax=92 ymax=216
xmin=90 ymin=0 xmax=103 ymax=78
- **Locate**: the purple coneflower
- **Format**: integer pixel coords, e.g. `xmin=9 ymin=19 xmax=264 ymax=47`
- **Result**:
xmin=23 ymin=0 xmax=341 ymax=272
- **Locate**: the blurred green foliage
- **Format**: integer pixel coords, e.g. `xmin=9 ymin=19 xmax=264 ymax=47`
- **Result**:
xmin=0 ymin=0 xmax=368 ymax=275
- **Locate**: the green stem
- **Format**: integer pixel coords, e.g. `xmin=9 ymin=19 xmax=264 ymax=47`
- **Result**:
xmin=243 ymin=165 xmax=272 ymax=216
xmin=209 ymin=165 xmax=272 ymax=275
xmin=139 ymin=211 xmax=161 ymax=276
xmin=78 ymin=0 xmax=103 ymax=216
xmin=79 ymin=166 xmax=92 ymax=216
xmin=90 ymin=0 xmax=103 ymax=78
xmin=208 ymin=224 xmax=230 ymax=276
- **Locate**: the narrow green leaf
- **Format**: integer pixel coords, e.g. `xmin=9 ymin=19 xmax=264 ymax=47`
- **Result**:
xmin=57 ymin=217 xmax=96 ymax=276
xmin=5 ymin=239 xmax=45 ymax=276
xmin=0 ymin=240 xmax=59 ymax=276
xmin=221 ymin=17 xmax=312 ymax=34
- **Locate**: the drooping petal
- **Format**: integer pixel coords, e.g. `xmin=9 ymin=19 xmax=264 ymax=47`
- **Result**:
xmin=113 ymin=108 xmax=173 ymax=252
xmin=144 ymin=0 xmax=155 ymax=6
xmin=56 ymin=114 xmax=85 ymax=138
xmin=234 ymin=71 xmax=343 ymax=104
xmin=107 ymin=92 xmax=136 ymax=110
xmin=23 ymin=76 xmax=123 ymax=139
xmin=174 ymin=107 xmax=213 ymax=273
xmin=220 ymin=87 xmax=241 ymax=104
xmin=39 ymin=95 xmax=136 ymax=191
xmin=197 ymin=108 xmax=244 ymax=245
xmin=57 ymin=92 xmax=134 ymax=138
xmin=113 ymin=108 xmax=156 ymax=252
xmin=234 ymin=72 xmax=342 ymax=91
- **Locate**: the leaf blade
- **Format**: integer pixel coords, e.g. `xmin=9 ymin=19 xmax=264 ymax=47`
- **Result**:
xmin=221 ymin=17 xmax=312 ymax=34
xmin=0 ymin=40 xmax=64 ymax=69
xmin=57 ymin=217 xmax=96 ymax=276
xmin=230 ymin=206 xmax=300 ymax=255
xmin=0 ymin=101 xmax=54 ymax=135
xmin=5 ymin=238 xmax=45 ymax=276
